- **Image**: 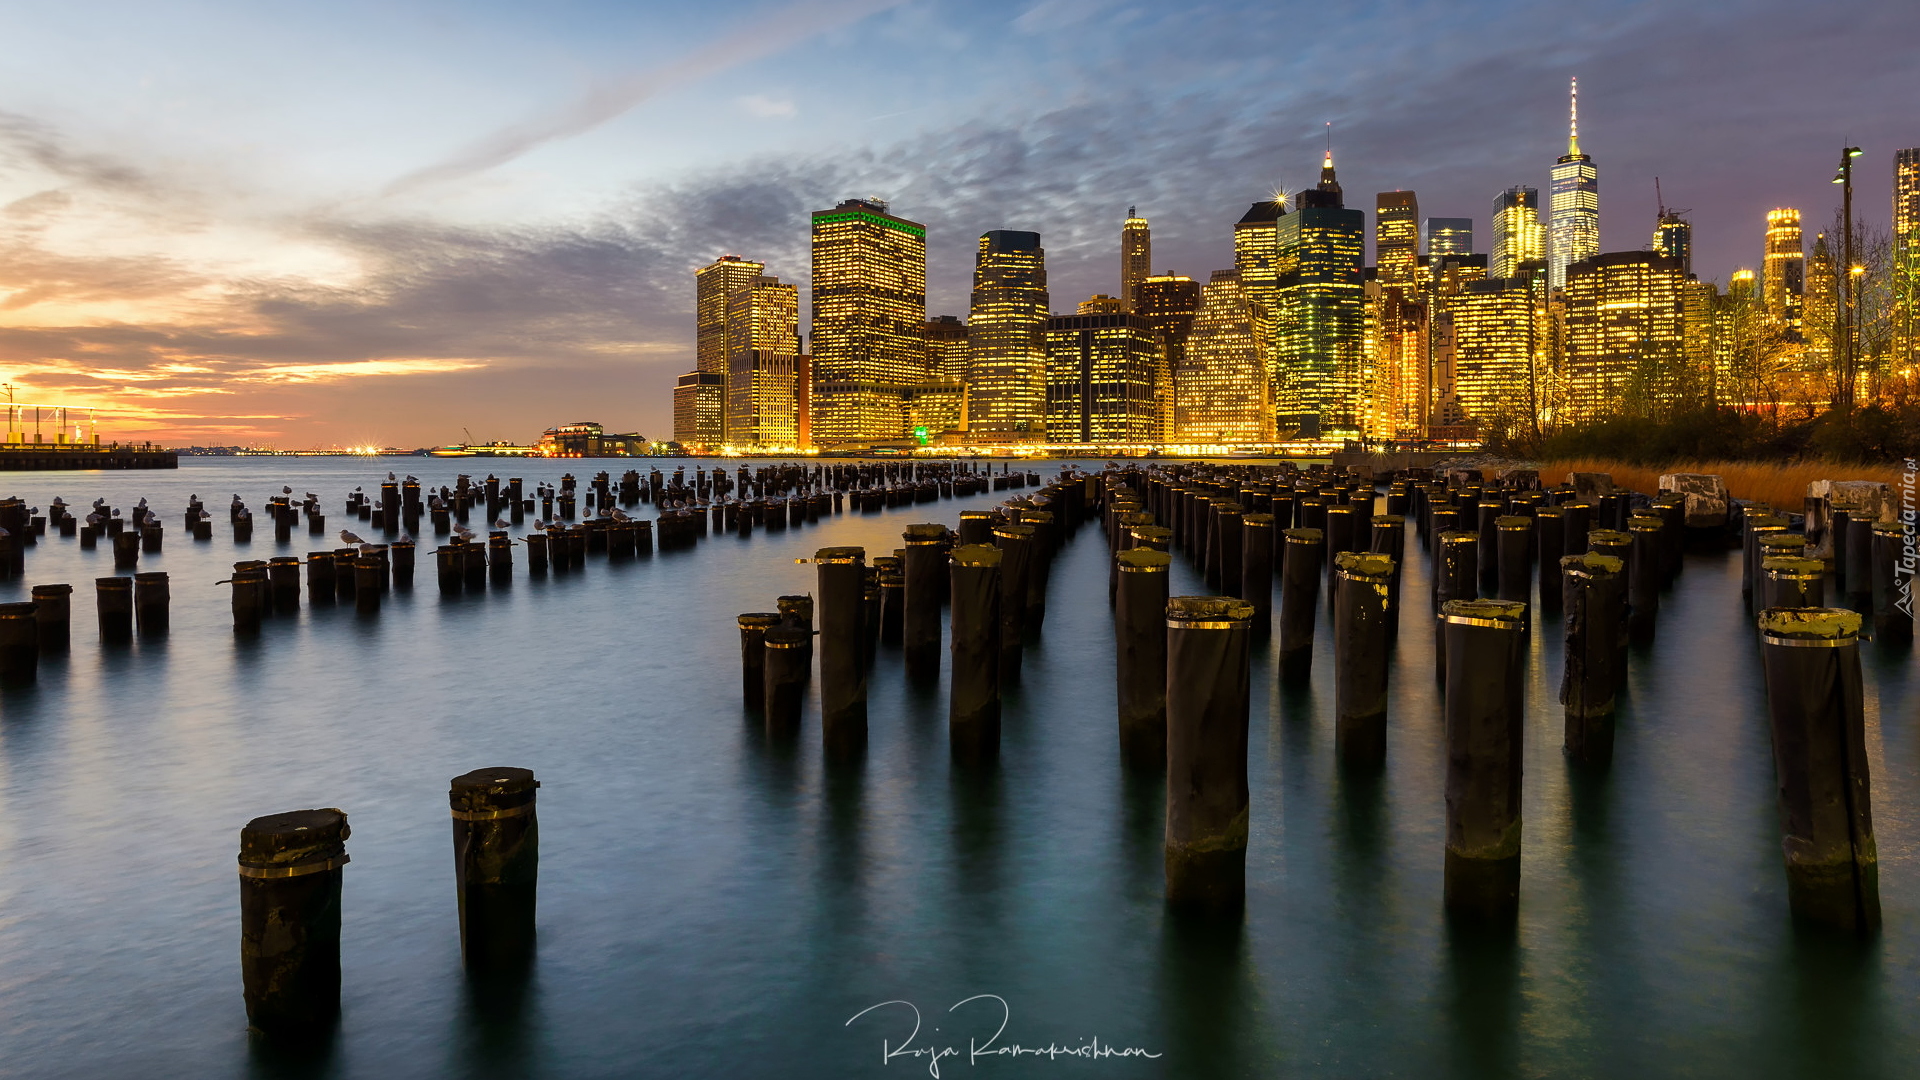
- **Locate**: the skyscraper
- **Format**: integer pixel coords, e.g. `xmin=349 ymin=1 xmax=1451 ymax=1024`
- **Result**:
xmin=1175 ymin=270 xmax=1273 ymax=444
xmin=1446 ymin=279 xmax=1540 ymax=433
xmin=1121 ymin=208 xmax=1151 ymax=310
xmin=1424 ymin=218 xmax=1473 ymax=257
xmin=1234 ymin=200 xmax=1286 ymax=328
xmin=1763 ymin=208 xmax=1804 ymax=329
xmin=1562 ymin=251 xmax=1687 ymax=421
xmin=672 ymin=371 xmax=724 ymax=448
xmin=1375 ymin=192 xmax=1420 ymax=292
xmin=965 ymin=230 xmax=1050 ymax=441
xmin=1274 ymin=148 xmax=1366 ymax=438
xmin=725 ymin=275 xmax=803 ymax=447
xmin=1363 ymin=279 xmax=1428 ymax=442
xmin=1652 ymin=212 xmax=1692 ymax=276
xmin=1490 ymin=186 xmax=1545 ymax=280
xmin=1894 ymin=148 xmax=1920 ymax=375
xmin=688 ymin=254 xmax=765 ymax=444
xmin=809 ymin=198 xmax=928 ymax=445
xmin=1133 ymin=274 xmax=1201 ymax=441
xmin=1804 ymin=231 xmax=1837 ymax=369
xmin=1044 ymin=312 xmax=1163 ymax=444
xmin=1549 ymin=78 xmax=1600 ymax=289
xmin=922 ymin=316 xmax=970 ymax=383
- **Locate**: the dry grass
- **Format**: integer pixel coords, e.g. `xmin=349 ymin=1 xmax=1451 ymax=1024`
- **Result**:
xmin=1539 ymin=458 xmax=1906 ymax=511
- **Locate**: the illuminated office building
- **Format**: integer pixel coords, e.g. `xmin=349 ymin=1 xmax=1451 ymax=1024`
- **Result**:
xmin=809 ymin=198 xmax=928 ymax=444
xmin=1804 ymin=231 xmax=1837 ymax=369
xmin=1363 ymin=279 xmax=1428 ymax=441
xmin=1175 ymin=270 xmax=1273 ymax=443
xmin=725 ymin=275 xmax=803 ymax=447
xmin=1653 ymin=211 xmax=1692 ymax=277
xmin=1894 ymin=148 xmax=1920 ymax=374
xmin=1121 ymin=208 xmax=1151 ymax=310
xmin=1274 ymin=149 xmax=1366 ymax=438
xmin=1235 ymin=200 xmax=1286 ymax=334
xmin=1549 ymin=78 xmax=1600 ymax=289
xmin=1491 ymin=186 xmax=1545 ymax=280
xmin=1424 ymin=218 xmax=1473 ymax=257
xmin=672 ymin=371 xmax=724 ymax=448
xmin=688 ymin=254 xmax=765 ymax=444
xmin=1763 ymin=208 xmax=1804 ymax=329
xmin=1446 ymin=279 xmax=1540 ymax=431
xmin=1044 ymin=313 xmax=1163 ymax=443
xmin=965 ymin=230 xmax=1050 ymax=441
xmin=1078 ymin=295 xmax=1129 ymax=314
xmin=1561 ymin=251 xmax=1687 ymax=422
xmin=1375 ymin=192 xmax=1420 ymax=292
xmin=1133 ymin=274 xmax=1201 ymax=440
xmin=922 ymin=316 xmax=970 ymax=384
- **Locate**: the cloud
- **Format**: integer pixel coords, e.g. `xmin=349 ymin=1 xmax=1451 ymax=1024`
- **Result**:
xmin=380 ymin=0 xmax=906 ymax=196
xmin=738 ymin=94 xmax=798 ymax=119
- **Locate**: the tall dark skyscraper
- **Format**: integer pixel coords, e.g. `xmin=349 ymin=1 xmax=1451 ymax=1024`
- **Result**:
xmin=1375 ymin=191 xmax=1419 ymax=292
xmin=1652 ymin=211 xmax=1692 ymax=277
xmin=1424 ymin=218 xmax=1473 ymax=257
xmin=1275 ymin=148 xmax=1366 ymax=438
xmin=1121 ymin=208 xmax=1151 ymax=310
xmin=965 ymin=230 xmax=1050 ymax=441
xmin=1134 ymin=274 xmax=1201 ymax=440
xmin=1549 ymin=77 xmax=1600 ymax=289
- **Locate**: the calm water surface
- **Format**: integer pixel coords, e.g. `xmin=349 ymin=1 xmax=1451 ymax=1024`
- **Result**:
xmin=0 ymin=458 xmax=1913 ymax=1079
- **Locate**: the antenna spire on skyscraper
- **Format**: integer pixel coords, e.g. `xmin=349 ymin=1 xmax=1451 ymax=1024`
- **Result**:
xmin=1569 ymin=76 xmax=1580 ymax=157
xmin=1319 ymin=121 xmax=1339 ymax=192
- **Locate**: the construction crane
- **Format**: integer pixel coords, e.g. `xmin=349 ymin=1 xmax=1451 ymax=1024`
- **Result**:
xmin=1655 ymin=177 xmax=1690 ymax=222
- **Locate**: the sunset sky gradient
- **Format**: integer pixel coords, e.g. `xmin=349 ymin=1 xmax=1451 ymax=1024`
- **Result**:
xmin=0 ymin=0 xmax=1913 ymax=447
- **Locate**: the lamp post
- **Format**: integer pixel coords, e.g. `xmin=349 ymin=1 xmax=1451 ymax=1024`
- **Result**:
xmin=1833 ymin=146 xmax=1863 ymax=409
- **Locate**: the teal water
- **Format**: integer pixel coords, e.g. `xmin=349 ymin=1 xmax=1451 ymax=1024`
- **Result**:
xmin=0 ymin=458 xmax=1912 ymax=1078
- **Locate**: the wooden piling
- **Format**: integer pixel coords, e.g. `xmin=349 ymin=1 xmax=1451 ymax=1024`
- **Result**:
xmin=1496 ymin=516 xmax=1533 ymax=606
xmin=992 ymin=524 xmax=1035 ymax=683
xmin=449 ymin=768 xmax=538 ymax=972
xmin=31 ymin=584 xmax=70 ymax=653
xmin=1441 ymin=598 xmax=1527 ymax=921
xmin=239 ymin=808 xmax=348 ymax=1038
xmin=0 ymin=601 xmax=37 ymax=685
xmin=1758 ymin=608 xmax=1879 ymax=933
xmin=1164 ymin=596 xmax=1255 ymax=909
xmin=1277 ymin=527 xmax=1324 ymax=682
xmin=737 ymin=613 xmax=782 ymax=713
xmin=96 ymin=576 xmax=133 ymax=643
xmin=268 ymin=557 xmax=301 ymax=613
xmin=306 ymin=552 xmax=336 ymax=603
xmin=816 ymin=547 xmax=868 ymax=758
xmin=1870 ymin=524 xmax=1910 ymax=642
xmin=1115 ymin=547 xmax=1170 ymax=769
xmin=1560 ymin=553 xmax=1626 ymax=766
xmin=902 ymin=524 xmax=946 ymax=681
xmin=1240 ymin=513 xmax=1274 ymax=634
xmin=1332 ymin=551 xmax=1395 ymax=769
xmin=112 ymin=530 xmax=140 ymax=569
xmin=763 ymin=628 xmax=809 ymax=738
xmin=949 ymin=543 xmax=1002 ymax=765
xmin=354 ymin=558 xmax=381 ymax=614
xmin=231 ymin=565 xmax=267 ymax=633
xmin=1763 ymin=556 xmax=1826 ymax=610
xmin=133 ymin=571 xmax=170 ymax=637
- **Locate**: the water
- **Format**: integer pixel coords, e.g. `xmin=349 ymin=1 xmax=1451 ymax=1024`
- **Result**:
xmin=0 ymin=458 xmax=1913 ymax=1079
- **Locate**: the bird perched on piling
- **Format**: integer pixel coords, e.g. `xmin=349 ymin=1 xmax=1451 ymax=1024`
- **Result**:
xmin=340 ymin=529 xmax=367 ymax=546
xmin=452 ymin=524 xmax=475 ymax=541
xmin=282 ymin=486 xmax=293 ymax=495
xmin=610 ymin=508 xmax=631 ymax=522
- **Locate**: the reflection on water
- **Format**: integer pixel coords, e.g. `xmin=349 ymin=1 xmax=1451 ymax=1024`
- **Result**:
xmin=0 ymin=458 xmax=1912 ymax=1078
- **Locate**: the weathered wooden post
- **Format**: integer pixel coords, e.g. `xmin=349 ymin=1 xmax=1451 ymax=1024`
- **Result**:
xmin=738 ymin=613 xmax=782 ymax=712
xmin=763 ymin=628 xmax=809 ymax=738
xmin=1763 ymin=556 xmax=1826 ymax=610
xmin=354 ymin=558 xmax=382 ymax=614
xmin=958 ymin=509 xmax=996 ymax=547
xmin=239 ymin=808 xmax=348 ymax=1039
xmin=1115 ymin=547 xmax=1170 ymax=769
xmin=268 ymin=557 xmax=301 ymax=613
xmin=1240 ymin=513 xmax=1274 ymax=635
xmin=1844 ymin=516 xmax=1875 ymax=604
xmin=903 ymin=524 xmax=946 ymax=680
xmin=96 ymin=576 xmax=133 ymax=643
xmin=449 ymin=768 xmax=538 ymax=973
xmin=1208 ymin=501 xmax=1244 ymax=595
xmin=31 ymin=583 xmax=70 ymax=653
xmin=390 ymin=539 xmax=415 ymax=589
xmin=992 ymin=523 xmax=1035 ymax=683
xmin=1534 ymin=507 xmax=1565 ymax=613
xmin=1561 ymin=553 xmax=1626 ymax=766
xmin=1742 ymin=513 xmax=1788 ymax=604
xmin=0 ymin=601 xmax=37 ymax=685
xmin=1164 ymin=596 xmax=1254 ymax=908
xmin=1368 ymin=514 xmax=1406 ymax=640
xmin=949 ymin=543 xmax=1002 ymax=765
xmin=1870 ymin=524 xmax=1911 ymax=642
xmin=1759 ymin=608 xmax=1880 ymax=933
xmin=112 ymin=529 xmax=140 ymax=570
xmin=231 ymin=564 xmax=267 ymax=633
xmin=1496 ymin=516 xmax=1532 ymax=606
xmin=1436 ymin=531 xmax=1479 ymax=610
xmin=816 ymin=547 xmax=867 ymax=758
xmin=1277 ymin=527 xmax=1324 ymax=682
xmin=133 ymin=571 xmax=170 ymax=637
xmin=1441 ymin=598 xmax=1527 ymax=920
xmin=306 ymin=552 xmax=336 ymax=603
xmin=776 ymin=595 xmax=814 ymax=683
xmin=1333 ymin=552 xmax=1395 ymax=770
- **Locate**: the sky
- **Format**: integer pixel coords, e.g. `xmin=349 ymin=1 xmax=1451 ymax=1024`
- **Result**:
xmin=0 ymin=0 xmax=1913 ymax=448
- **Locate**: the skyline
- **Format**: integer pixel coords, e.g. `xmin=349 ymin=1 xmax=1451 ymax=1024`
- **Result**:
xmin=0 ymin=0 xmax=1915 ymax=447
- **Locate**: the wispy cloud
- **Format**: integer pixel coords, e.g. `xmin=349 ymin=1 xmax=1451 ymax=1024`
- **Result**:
xmin=380 ymin=0 xmax=906 ymax=196
xmin=738 ymin=94 xmax=798 ymax=119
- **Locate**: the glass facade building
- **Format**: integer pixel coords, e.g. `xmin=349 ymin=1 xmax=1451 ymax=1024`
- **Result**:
xmin=724 ymin=275 xmax=802 ymax=448
xmin=1121 ymin=208 xmax=1151 ymax=310
xmin=1763 ymin=207 xmax=1804 ymax=330
xmin=1424 ymin=217 xmax=1473 ymax=258
xmin=1375 ymin=192 xmax=1420 ymax=292
xmin=1043 ymin=313 xmax=1163 ymax=443
xmin=1893 ymin=149 xmax=1919 ymax=374
xmin=964 ymin=230 xmax=1050 ymax=441
xmin=1549 ymin=80 xmax=1600 ymax=290
xmin=1274 ymin=154 xmax=1366 ymax=438
xmin=809 ymin=199 xmax=928 ymax=445
xmin=1175 ymin=270 xmax=1272 ymax=443
xmin=1561 ymin=251 xmax=1687 ymax=422
xmin=1133 ymin=274 xmax=1201 ymax=442
xmin=1491 ymin=186 xmax=1545 ymax=280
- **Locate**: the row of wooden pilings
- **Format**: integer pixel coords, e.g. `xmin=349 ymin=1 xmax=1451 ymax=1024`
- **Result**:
xmin=219 ymin=463 xmax=1018 ymax=1041
xmin=732 ymin=460 xmax=1889 ymax=936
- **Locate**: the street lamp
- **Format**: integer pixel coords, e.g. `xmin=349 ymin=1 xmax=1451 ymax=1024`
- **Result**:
xmin=1832 ymin=146 xmax=1863 ymax=409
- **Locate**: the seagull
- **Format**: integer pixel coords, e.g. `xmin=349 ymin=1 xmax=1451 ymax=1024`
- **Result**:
xmin=199 ymin=510 xmax=212 ymax=522
xmin=86 ymin=513 xmax=102 ymax=526
xmin=404 ymin=475 xmax=417 ymax=483
xmin=388 ymin=472 xmax=396 ymax=481
xmin=493 ymin=516 xmax=509 ymax=530
xmin=610 ymin=507 xmax=630 ymax=522
xmin=339 ymin=529 xmax=367 ymax=546
xmin=398 ymin=531 xmax=413 ymax=543
xmin=452 ymin=523 xmax=475 ymax=540
xmin=282 ymin=486 xmax=293 ymax=495
xmin=533 ymin=519 xmax=546 ymax=531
